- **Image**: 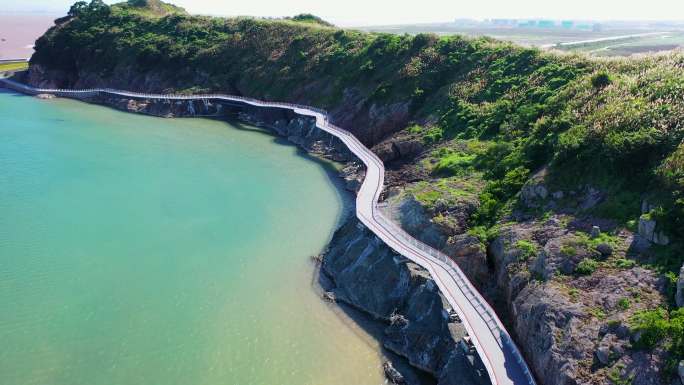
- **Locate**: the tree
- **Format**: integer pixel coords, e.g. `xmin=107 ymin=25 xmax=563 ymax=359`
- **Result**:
xmin=67 ymin=1 xmax=88 ymax=17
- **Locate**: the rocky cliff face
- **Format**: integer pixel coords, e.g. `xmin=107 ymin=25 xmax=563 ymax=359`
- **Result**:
xmin=323 ymin=218 xmax=489 ymax=385
xmin=486 ymin=179 xmax=669 ymax=385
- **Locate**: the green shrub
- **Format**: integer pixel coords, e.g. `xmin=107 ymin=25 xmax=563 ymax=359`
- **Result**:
xmin=433 ymin=151 xmax=476 ymax=176
xmin=607 ymin=363 xmax=633 ymax=385
xmin=286 ymin=13 xmax=334 ymax=27
xmin=614 ymin=258 xmax=636 ymax=269
xmin=515 ymin=240 xmax=538 ymax=261
xmin=618 ymin=297 xmax=631 ymax=310
xmin=423 ymin=127 xmax=444 ymax=144
xmin=407 ymin=124 xmax=423 ymax=134
xmin=575 ymin=258 xmax=598 ymax=275
xmin=630 ymin=308 xmax=670 ymax=349
xmin=591 ymin=71 xmax=612 ymax=88
xmin=560 ymin=245 xmax=577 ymax=256
xmin=590 ymin=307 xmax=607 ymax=320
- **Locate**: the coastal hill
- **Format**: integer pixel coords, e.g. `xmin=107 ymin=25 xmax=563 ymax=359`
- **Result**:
xmin=26 ymin=1 xmax=684 ymax=384
xmin=114 ymin=0 xmax=188 ymax=17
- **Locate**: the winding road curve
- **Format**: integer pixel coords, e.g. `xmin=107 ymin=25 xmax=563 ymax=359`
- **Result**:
xmin=0 ymin=77 xmax=537 ymax=385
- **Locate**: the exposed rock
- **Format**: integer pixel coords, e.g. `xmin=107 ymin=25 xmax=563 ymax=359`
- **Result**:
xmin=596 ymin=345 xmax=610 ymax=366
xmin=389 ymin=312 xmax=409 ymax=327
xmin=580 ymin=186 xmax=604 ymax=210
xmin=392 ymin=139 xmax=424 ymax=160
xmin=443 ymin=234 xmax=488 ymax=285
xmin=552 ymin=191 xmax=564 ymax=200
xmin=322 ymin=291 xmax=336 ymax=302
xmin=382 ymin=187 xmax=487 ymax=285
xmin=383 ymin=361 xmax=406 ymax=384
xmin=531 ymin=235 xmax=588 ymax=280
xmin=492 ymin=220 xmax=666 ymax=385
xmin=641 ymin=199 xmax=658 ymax=215
xmin=438 ymin=348 xmax=490 ymax=385
xmin=677 ymin=265 xmax=684 ymax=308
xmin=595 ymin=334 xmax=624 ymax=366
xmin=387 ymin=194 xmax=447 ymax=248
xmin=340 ymin=162 xmax=364 ymax=192
xmin=322 ymin=218 xmax=488 ymax=384
xmin=638 ymin=216 xmax=670 ymax=246
xmin=447 ymin=309 xmax=461 ymax=323
xmin=521 ymin=182 xmax=549 ymax=206
xmin=591 ymin=225 xmax=601 ymax=238
xmin=596 ymin=243 xmax=614 ymax=257
xmin=678 ymin=360 xmax=684 ymax=385
xmin=513 ymin=284 xmax=588 ymax=385
xmin=375 ymin=141 xmax=399 ymax=162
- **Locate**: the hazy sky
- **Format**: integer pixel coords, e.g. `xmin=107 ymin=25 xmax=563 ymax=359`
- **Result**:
xmin=4 ymin=0 xmax=684 ymax=26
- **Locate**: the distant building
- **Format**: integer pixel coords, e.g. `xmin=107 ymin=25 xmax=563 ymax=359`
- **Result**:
xmin=561 ymin=20 xmax=574 ymax=29
xmin=491 ymin=19 xmax=517 ymax=26
xmin=538 ymin=20 xmax=555 ymax=28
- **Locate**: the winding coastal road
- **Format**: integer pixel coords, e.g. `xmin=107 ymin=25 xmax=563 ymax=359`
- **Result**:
xmin=0 ymin=77 xmax=537 ymax=385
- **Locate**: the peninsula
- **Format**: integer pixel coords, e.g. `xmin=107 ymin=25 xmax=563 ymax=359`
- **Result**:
xmin=6 ymin=1 xmax=684 ymax=384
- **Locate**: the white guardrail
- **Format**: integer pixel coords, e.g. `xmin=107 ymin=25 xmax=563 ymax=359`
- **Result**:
xmin=0 ymin=77 xmax=537 ymax=385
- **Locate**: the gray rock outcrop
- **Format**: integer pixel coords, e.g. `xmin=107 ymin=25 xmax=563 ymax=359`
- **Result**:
xmin=491 ymin=220 xmax=667 ymax=385
xmin=323 ymin=218 xmax=490 ymax=385
xmin=638 ymin=216 xmax=670 ymax=246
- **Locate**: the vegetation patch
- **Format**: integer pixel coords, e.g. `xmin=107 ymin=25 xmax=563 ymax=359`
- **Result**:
xmin=575 ymin=258 xmax=599 ymax=275
xmin=630 ymin=308 xmax=684 ymax=372
xmin=515 ymin=240 xmax=538 ymax=261
xmin=0 ymin=62 xmax=28 ymax=72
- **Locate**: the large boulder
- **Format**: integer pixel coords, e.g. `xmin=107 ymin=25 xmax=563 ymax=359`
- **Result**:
xmin=392 ymin=139 xmax=424 ymax=159
xmin=638 ymin=216 xmax=670 ymax=246
xmin=388 ymin=194 xmax=448 ymax=248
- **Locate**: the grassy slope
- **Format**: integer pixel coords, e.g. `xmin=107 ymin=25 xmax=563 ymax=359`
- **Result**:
xmin=0 ymin=61 xmax=29 ymax=72
xmin=30 ymin=0 xmax=684 ymax=374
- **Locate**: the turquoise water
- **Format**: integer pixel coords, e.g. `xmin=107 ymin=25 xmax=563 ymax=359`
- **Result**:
xmin=0 ymin=91 xmax=385 ymax=385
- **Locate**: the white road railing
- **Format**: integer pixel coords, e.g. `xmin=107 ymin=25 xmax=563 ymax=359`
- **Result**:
xmin=0 ymin=77 xmax=537 ymax=385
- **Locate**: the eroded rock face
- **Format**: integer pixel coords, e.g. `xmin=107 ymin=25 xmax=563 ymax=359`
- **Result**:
xmin=638 ymin=217 xmax=670 ymax=246
xmin=491 ymin=220 xmax=667 ymax=385
xmin=382 ymin=186 xmax=488 ymax=285
xmin=677 ymin=265 xmax=684 ymax=308
xmin=513 ymin=284 xmax=588 ymax=385
xmin=322 ymin=218 xmax=490 ymax=385
xmin=390 ymin=195 xmax=448 ymax=248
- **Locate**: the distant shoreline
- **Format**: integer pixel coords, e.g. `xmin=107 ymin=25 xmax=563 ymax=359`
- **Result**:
xmin=0 ymin=13 xmax=55 ymax=60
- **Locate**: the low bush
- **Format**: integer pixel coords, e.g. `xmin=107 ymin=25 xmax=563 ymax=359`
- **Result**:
xmin=515 ymin=240 xmax=538 ymax=261
xmin=590 ymin=71 xmax=612 ymax=89
xmin=575 ymin=258 xmax=598 ymax=275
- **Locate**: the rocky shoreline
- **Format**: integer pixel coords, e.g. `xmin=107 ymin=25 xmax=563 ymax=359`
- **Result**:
xmin=10 ymin=85 xmax=489 ymax=385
